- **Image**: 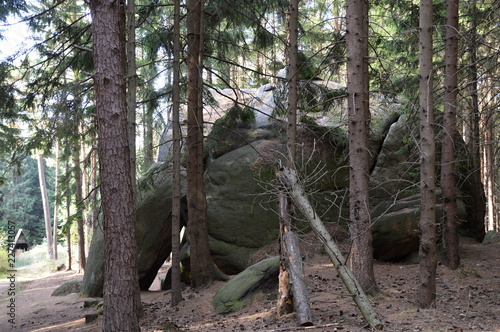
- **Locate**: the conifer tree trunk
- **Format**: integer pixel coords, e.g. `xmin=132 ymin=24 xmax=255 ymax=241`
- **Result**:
xmin=286 ymin=0 xmax=298 ymax=163
xmin=277 ymin=0 xmax=299 ymax=317
xmin=186 ymin=0 xmax=215 ymax=288
xmin=171 ymin=0 xmax=182 ymax=306
xmin=52 ymin=139 xmax=60 ymax=260
xmin=37 ymin=154 xmax=54 ymax=260
xmin=127 ymin=1 xmax=144 ymax=317
xmin=91 ymin=150 xmax=98 ymax=231
xmin=482 ymin=83 xmax=496 ymax=231
xmin=442 ymin=0 xmax=460 ymax=270
xmin=65 ymin=160 xmax=72 ymax=271
xmin=90 ymin=0 xmax=141 ymax=329
xmin=142 ymin=76 xmax=155 ymax=169
xmin=81 ymin=142 xmax=91 ymax=251
xmin=277 ymin=0 xmax=312 ymax=326
xmin=346 ymin=0 xmax=378 ymax=295
xmin=73 ymin=145 xmax=86 ymax=271
xmin=466 ymin=1 xmax=486 ymax=241
xmin=418 ymin=0 xmax=437 ymax=308
xmin=127 ymin=0 xmax=137 ymax=192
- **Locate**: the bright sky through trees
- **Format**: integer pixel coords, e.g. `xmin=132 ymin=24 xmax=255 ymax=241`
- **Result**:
xmin=0 ymin=17 xmax=30 ymax=61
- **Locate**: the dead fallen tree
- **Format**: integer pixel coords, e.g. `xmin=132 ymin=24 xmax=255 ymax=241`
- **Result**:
xmin=279 ymin=167 xmax=383 ymax=330
xmin=278 ymin=193 xmax=313 ymax=326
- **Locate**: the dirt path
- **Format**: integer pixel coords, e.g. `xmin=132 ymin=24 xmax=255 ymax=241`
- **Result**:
xmin=0 ymin=271 xmax=100 ymax=332
xmin=1 ymin=240 xmax=499 ymax=331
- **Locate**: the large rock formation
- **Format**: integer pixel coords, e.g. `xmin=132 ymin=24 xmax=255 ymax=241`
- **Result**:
xmin=206 ymin=140 xmax=282 ymax=273
xmin=369 ymin=114 xmax=485 ymax=239
xmin=82 ymin=163 xmax=187 ymax=295
xmin=82 ymin=224 xmax=104 ymax=297
xmin=83 ymin=86 xmax=486 ymax=295
xmin=371 ymin=194 xmax=467 ymax=261
xmin=206 ymin=122 xmax=349 ymax=273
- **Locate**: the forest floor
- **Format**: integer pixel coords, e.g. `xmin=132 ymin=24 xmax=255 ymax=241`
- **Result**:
xmin=0 ymin=234 xmax=499 ymax=332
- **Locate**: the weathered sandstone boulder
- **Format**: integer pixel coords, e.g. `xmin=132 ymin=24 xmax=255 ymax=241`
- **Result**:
xmin=212 ymin=256 xmax=280 ymax=314
xmin=82 ymin=163 xmax=187 ymax=296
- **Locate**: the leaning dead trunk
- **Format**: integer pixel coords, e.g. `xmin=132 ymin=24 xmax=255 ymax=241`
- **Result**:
xmin=282 ymin=227 xmax=313 ymax=326
xmin=279 ymin=167 xmax=383 ymax=330
xmin=277 ymin=192 xmax=313 ymax=326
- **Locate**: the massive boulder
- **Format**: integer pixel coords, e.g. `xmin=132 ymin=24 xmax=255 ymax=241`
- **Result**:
xmin=370 ymin=113 xmax=485 ymax=240
xmin=135 ymin=165 xmax=188 ymax=290
xmin=370 ymin=113 xmax=420 ymax=201
xmin=82 ymin=226 xmax=104 ymax=297
xmin=82 ymin=163 xmax=187 ymax=296
xmin=205 ymin=140 xmax=283 ymax=274
xmin=83 ymin=102 xmax=486 ymax=295
xmin=205 ymin=124 xmax=350 ymax=273
xmin=371 ymin=194 xmax=467 ymax=261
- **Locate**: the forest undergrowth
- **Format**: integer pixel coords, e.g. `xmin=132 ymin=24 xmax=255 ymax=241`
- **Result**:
xmin=140 ymin=232 xmax=500 ymax=331
xmin=0 ymin=233 xmax=498 ymax=331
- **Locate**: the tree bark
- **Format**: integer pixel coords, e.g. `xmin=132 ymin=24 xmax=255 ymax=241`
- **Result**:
xmin=277 ymin=0 xmax=299 ymax=318
xmin=418 ymin=0 xmax=437 ymax=308
xmin=127 ymin=0 xmax=144 ymax=317
xmin=65 ymin=160 xmax=72 ymax=271
xmin=127 ymin=0 xmax=137 ymax=193
xmin=52 ymin=139 xmax=60 ymax=260
xmin=73 ymin=144 xmax=86 ymax=271
xmin=279 ymin=168 xmax=383 ymax=330
xmin=481 ymin=82 xmax=496 ymax=231
xmin=186 ymin=0 xmax=215 ymax=288
xmin=441 ymin=0 xmax=460 ymax=270
xmin=37 ymin=154 xmax=54 ymax=260
xmin=90 ymin=0 xmax=141 ymax=329
xmin=287 ymin=0 xmax=298 ymax=164
xmin=466 ymin=1 xmax=486 ymax=241
xmin=142 ymin=80 xmax=155 ymax=169
xmin=282 ymin=229 xmax=312 ymax=326
xmin=276 ymin=1 xmax=312 ymax=325
xmin=81 ymin=142 xmax=90 ymax=251
xmin=91 ymin=149 xmax=98 ymax=231
xmin=277 ymin=194 xmax=294 ymax=316
xmin=345 ymin=0 xmax=378 ymax=295
xmin=170 ymin=0 xmax=182 ymax=307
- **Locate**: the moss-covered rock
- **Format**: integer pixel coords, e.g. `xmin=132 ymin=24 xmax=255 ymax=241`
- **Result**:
xmin=136 ymin=164 xmax=187 ymax=290
xmin=82 ymin=163 xmax=188 ymax=297
xmin=371 ymin=194 xmax=467 ymax=260
xmin=205 ymin=141 xmax=283 ymax=272
xmin=369 ymin=114 xmax=485 ymax=240
xmin=482 ymin=231 xmax=500 ymax=244
xmin=52 ymin=279 xmax=83 ymax=296
xmin=209 ymin=237 xmax=259 ymax=274
xmin=212 ymin=256 xmax=280 ymax=314
xmin=82 ymin=226 xmax=104 ymax=297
